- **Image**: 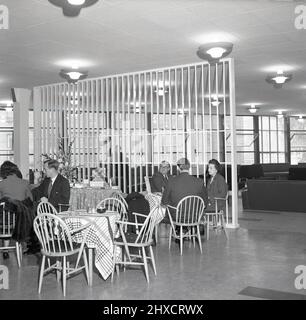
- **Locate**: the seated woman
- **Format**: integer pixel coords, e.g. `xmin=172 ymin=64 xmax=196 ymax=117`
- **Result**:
xmin=206 ymin=159 xmax=228 ymax=212
xmin=91 ymin=167 xmax=109 ymax=187
xmin=0 ymin=162 xmax=34 ymax=259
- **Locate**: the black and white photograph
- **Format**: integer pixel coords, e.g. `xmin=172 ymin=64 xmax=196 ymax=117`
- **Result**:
xmin=0 ymin=0 xmax=306 ymax=310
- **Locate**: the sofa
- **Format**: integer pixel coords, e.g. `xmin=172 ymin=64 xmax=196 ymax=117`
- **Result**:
xmin=242 ymin=179 xmax=306 ymax=213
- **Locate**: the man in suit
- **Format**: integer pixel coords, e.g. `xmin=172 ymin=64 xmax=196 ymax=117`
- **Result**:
xmin=151 ymin=161 xmax=172 ymax=193
xmin=34 ymin=159 xmax=70 ymax=212
xmin=161 ymin=158 xmax=208 ymax=221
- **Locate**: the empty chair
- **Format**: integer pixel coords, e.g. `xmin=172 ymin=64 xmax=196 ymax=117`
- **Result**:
xmin=0 ymin=202 xmax=22 ymax=267
xmin=33 ymin=213 xmax=91 ymax=296
xmin=111 ymin=192 xmax=128 ymax=211
xmin=167 ymin=195 xmax=205 ymax=255
xmin=205 ymin=195 xmax=228 ymax=240
xmin=96 ymin=197 xmax=127 ymax=222
xmin=37 ymin=201 xmax=58 ymax=215
xmin=111 ymin=207 xmax=159 ymax=283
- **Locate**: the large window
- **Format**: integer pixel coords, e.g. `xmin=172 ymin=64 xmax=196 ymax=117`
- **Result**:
xmin=0 ymin=109 xmax=14 ymax=164
xmin=290 ymin=117 xmax=306 ymax=165
xmin=235 ymin=116 xmax=255 ymax=165
xmin=259 ymin=116 xmax=285 ymax=163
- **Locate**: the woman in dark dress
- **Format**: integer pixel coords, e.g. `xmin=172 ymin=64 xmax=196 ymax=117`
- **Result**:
xmin=0 ymin=162 xmax=33 ymax=259
xmin=206 ymin=159 xmax=228 ymax=212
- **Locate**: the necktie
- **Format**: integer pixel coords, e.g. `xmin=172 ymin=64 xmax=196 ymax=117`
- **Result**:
xmin=47 ymin=180 xmax=53 ymax=198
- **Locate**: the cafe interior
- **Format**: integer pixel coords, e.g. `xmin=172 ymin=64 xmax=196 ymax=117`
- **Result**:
xmin=0 ymin=0 xmax=306 ymax=300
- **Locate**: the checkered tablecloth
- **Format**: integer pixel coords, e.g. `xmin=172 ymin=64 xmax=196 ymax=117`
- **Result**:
xmin=70 ymin=188 xmax=119 ymax=211
xmin=145 ymin=193 xmax=166 ymax=224
xmin=60 ymin=212 xmax=120 ymax=280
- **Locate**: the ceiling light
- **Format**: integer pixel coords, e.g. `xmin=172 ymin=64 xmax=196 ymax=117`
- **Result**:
xmin=206 ymin=47 xmax=226 ymax=59
xmin=248 ymin=104 xmax=260 ymax=114
xmin=67 ymin=71 xmax=82 ymax=80
xmin=277 ymin=111 xmax=284 ymax=118
xmin=67 ymin=0 xmax=85 ymax=5
xmin=197 ymin=42 xmax=233 ymax=63
xmin=59 ymin=69 xmax=88 ymax=84
xmin=298 ymin=115 xmax=304 ymax=123
xmin=266 ymin=70 xmax=292 ymax=88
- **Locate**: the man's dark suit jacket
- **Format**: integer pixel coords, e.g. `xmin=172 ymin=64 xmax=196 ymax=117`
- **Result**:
xmin=161 ymin=172 xmax=208 ymax=210
xmin=151 ymin=172 xmax=172 ymax=193
xmin=33 ymin=174 xmax=70 ymax=212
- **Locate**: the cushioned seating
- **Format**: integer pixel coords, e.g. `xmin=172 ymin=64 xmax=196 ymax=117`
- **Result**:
xmin=243 ymin=179 xmax=306 ymax=213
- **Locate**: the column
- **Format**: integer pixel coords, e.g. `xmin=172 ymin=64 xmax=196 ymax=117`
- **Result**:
xmin=13 ymin=88 xmax=31 ymax=179
xmin=228 ymin=58 xmax=239 ymax=229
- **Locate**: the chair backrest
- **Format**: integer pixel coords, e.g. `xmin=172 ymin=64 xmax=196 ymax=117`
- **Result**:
xmin=96 ymin=197 xmax=127 ymax=220
xmin=145 ymin=193 xmax=161 ymax=211
xmin=144 ymin=176 xmax=152 ymax=193
xmin=135 ymin=207 xmax=159 ymax=245
xmin=111 ymin=192 xmax=128 ymax=210
xmin=0 ymin=202 xmax=16 ymax=238
xmin=175 ymin=195 xmax=205 ymax=225
xmin=33 ymin=213 xmax=74 ymax=255
xmin=37 ymin=201 xmax=58 ymax=215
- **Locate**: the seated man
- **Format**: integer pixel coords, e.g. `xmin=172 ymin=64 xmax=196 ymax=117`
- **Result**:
xmin=33 ymin=159 xmax=70 ymax=212
xmin=151 ymin=161 xmax=172 ymax=193
xmin=161 ymin=158 xmax=208 ymax=222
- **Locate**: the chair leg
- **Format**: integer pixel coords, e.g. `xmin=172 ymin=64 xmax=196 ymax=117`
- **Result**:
xmin=142 ymin=247 xmax=149 ymax=283
xmin=15 ymin=242 xmax=21 ymax=268
xmin=168 ymin=226 xmax=172 ymax=250
xmin=197 ymin=225 xmax=202 ymax=254
xmin=111 ymin=245 xmax=117 ymax=282
xmin=221 ymin=215 xmax=228 ymax=239
xmin=180 ymin=226 xmax=183 ymax=256
xmin=38 ymin=255 xmax=46 ymax=294
xmin=206 ymin=215 xmax=210 ymax=241
xmin=149 ymin=246 xmax=157 ymax=275
xmin=56 ymin=260 xmax=61 ymax=282
xmin=192 ymin=227 xmax=196 ymax=248
xmin=155 ymin=225 xmax=158 ymax=244
xmin=83 ymin=251 xmax=89 ymax=285
xmin=62 ymin=256 xmax=67 ymax=297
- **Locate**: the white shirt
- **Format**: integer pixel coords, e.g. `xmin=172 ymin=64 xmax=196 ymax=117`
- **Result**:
xmin=51 ymin=174 xmax=58 ymax=185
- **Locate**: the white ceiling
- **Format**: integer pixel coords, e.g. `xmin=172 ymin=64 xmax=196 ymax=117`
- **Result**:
xmin=1 ymin=0 xmax=306 ymax=115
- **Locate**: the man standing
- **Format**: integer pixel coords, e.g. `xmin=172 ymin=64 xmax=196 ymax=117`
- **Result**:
xmin=151 ymin=161 xmax=172 ymax=193
xmin=34 ymin=159 xmax=70 ymax=212
xmin=161 ymin=158 xmax=208 ymax=220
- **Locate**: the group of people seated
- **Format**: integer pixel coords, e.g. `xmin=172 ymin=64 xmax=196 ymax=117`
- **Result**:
xmin=0 ymin=159 xmax=71 ymax=258
xmin=150 ymin=157 xmax=228 ymax=216
xmin=0 ymin=156 xmax=227 ymax=259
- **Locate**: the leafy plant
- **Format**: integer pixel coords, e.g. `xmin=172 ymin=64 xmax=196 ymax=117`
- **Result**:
xmin=42 ymin=137 xmax=78 ymax=182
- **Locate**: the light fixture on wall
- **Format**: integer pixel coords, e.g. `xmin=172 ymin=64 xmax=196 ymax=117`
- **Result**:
xmin=211 ymin=95 xmax=221 ymax=107
xmin=265 ymin=70 xmax=292 ymax=88
xmin=154 ymin=80 xmax=169 ymax=96
xmin=48 ymin=0 xmax=99 ymax=17
xmin=298 ymin=115 xmax=304 ymax=123
xmin=248 ymin=104 xmax=260 ymax=114
xmin=196 ymin=42 xmax=233 ymax=63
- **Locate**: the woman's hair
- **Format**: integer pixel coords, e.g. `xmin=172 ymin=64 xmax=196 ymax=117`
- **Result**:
xmin=0 ymin=161 xmax=22 ymax=179
xmin=208 ymin=159 xmax=222 ymax=173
